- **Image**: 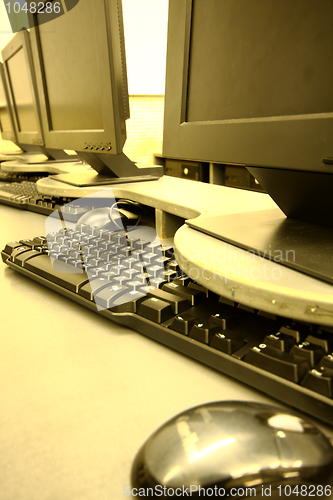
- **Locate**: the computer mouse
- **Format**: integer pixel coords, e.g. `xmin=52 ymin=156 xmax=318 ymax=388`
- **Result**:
xmin=75 ymin=200 xmax=145 ymax=230
xmin=131 ymin=401 xmax=333 ymax=498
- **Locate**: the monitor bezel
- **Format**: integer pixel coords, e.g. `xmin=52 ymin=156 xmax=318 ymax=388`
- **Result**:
xmin=163 ymin=0 xmax=333 ymax=175
xmin=1 ymin=29 xmax=44 ymax=147
xmin=27 ymin=0 xmax=129 ymax=157
xmin=0 ymin=62 xmax=17 ymax=143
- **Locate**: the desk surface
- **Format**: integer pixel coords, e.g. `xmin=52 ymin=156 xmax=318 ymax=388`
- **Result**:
xmin=1 ymin=203 xmax=333 ymax=500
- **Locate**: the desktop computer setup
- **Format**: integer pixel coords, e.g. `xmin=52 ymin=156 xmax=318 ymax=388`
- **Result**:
xmin=0 ymin=4 xmax=161 ymax=218
xmin=0 ymin=26 xmax=95 ymax=217
xmin=1 ymin=0 xmax=333 ymax=494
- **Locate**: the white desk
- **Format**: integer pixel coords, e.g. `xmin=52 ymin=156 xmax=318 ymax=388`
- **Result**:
xmin=1 ymin=197 xmax=333 ymax=499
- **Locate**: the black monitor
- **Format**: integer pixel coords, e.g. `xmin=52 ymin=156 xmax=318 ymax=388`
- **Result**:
xmin=27 ymin=0 xmax=162 ymax=186
xmin=0 ymin=62 xmax=17 ymax=144
xmin=163 ymin=0 xmax=333 ymax=230
xmin=1 ymin=29 xmax=77 ymax=162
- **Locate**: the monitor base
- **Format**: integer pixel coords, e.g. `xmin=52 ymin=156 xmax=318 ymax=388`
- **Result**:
xmin=50 ymin=171 xmax=162 ymax=187
xmin=77 ymin=151 xmax=163 ymax=180
xmin=1 ymin=160 xmax=90 ymax=175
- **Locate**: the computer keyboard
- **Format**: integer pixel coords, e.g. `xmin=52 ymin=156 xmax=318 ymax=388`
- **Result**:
xmin=0 ymin=170 xmax=47 ymax=183
xmin=0 ymin=181 xmax=94 ymax=221
xmin=2 ymin=219 xmax=333 ymax=426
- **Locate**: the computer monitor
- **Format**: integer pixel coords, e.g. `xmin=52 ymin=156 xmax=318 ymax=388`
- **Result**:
xmin=163 ymin=0 xmax=333 ymax=230
xmin=27 ymin=0 xmax=162 ymax=186
xmin=1 ymin=28 xmax=77 ymax=162
xmin=0 ymin=62 xmax=17 ymax=144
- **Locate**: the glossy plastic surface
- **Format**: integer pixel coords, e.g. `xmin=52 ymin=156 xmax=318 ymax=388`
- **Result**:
xmin=131 ymin=401 xmax=333 ymax=495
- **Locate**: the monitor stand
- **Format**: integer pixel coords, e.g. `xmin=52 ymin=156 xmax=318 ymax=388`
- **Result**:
xmin=52 ymin=171 xmax=162 ymax=187
xmin=188 ymin=161 xmax=333 ymax=285
xmin=47 ymin=152 xmax=163 ymax=188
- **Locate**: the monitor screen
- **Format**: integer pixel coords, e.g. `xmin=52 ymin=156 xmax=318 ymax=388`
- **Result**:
xmin=27 ymin=0 xmax=140 ymax=180
xmin=1 ymin=29 xmax=44 ymax=148
xmin=6 ymin=46 xmax=39 ymax=134
xmin=0 ymin=62 xmax=16 ymax=142
xmin=35 ymin=3 xmax=105 ymax=133
xmin=163 ymin=0 xmax=333 ymax=227
xmin=186 ymin=2 xmax=333 ymax=123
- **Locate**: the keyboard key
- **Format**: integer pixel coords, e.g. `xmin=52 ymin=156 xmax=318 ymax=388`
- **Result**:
xmin=146 ymin=288 xmax=190 ymax=315
xmin=162 ymin=282 xmax=206 ymax=306
xmin=109 ymin=290 xmax=147 ymax=313
xmin=163 ymin=270 xmax=178 ymax=282
xmin=122 ymin=257 xmax=138 ymax=269
xmin=93 ymin=284 xmax=129 ymax=309
xmin=20 ymin=236 xmax=47 ymax=248
xmin=209 ymin=303 xmax=239 ymax=330
xmin=2 ymin=241 xmax=23 ymax=259
xmin=123 ymin=268 xmax=139 ymax=280
xmin=169 ymin=313 xmax=198 ymax=335
xmin=109 ymin=264 xmax=128 ymax=275
xmin=78 ymin=277 xmax=111 ymax=300
xmin=138 ymin=298 xmax=174 ymax=323
xmin=144 ymin=242 xmax=162 ymax=253
xmin=135 ymin=273 xmax=151 ymax=285
xmin=155 ymin=255 xmax=172 ymax=267
xmin=320 ymin=354 xmax=333 ymax=370
xmin=10 ymin=246 xmax=39 ymax=265
xmin=146 ymin=264 xmax=164 ymax=278
xmin=76 ymin=224 xmax=93 ymax=234
xmin=126 ymin=279 xmax=146 ymax=290
xmin=290 ymin=342 xmax=326 ymax=368
xmin=23 ymin=253 xmax=89 ymax=292
xmin=113 ymin=275 xmax=132 ymax=286
xmin=99 ymin=270 xmax=118 ymax=281
xmin=189 ymin=322 xmax=220 ymax=344
xmin=173 ymin=276 xmax=193 ymax=287
xmin=148 ymin=277 xmax=167 ymax=289
xmin=301 ymin=367 xmax=333 ymax=398
xmin=263 ymin=332 xmax=296 ymax=352
xmin=112 ymin=231 xmax=128 ymax=245
xmin=142 ymin=252 xmax=159 ymax=265
xmin=305 ymin=331 xmax=333 ymax=354
xmin=244 ymin=344 xmax=310 ymax=382
xmin=166 ymin=260 xmax=180 ymax=272
xmin=134 ymin=239 xmax=150 ymax=251
xmin=160 ymin=246 xmax=173 ymax=258
xmin=210 ymin=331 xmax=246 ymax=354
xmin=278 ymin=325 xmax=307 ymax=343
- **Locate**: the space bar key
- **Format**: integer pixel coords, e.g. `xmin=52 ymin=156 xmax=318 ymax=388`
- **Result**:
xmin=24 ymin=254 xmax=89 ymax=293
